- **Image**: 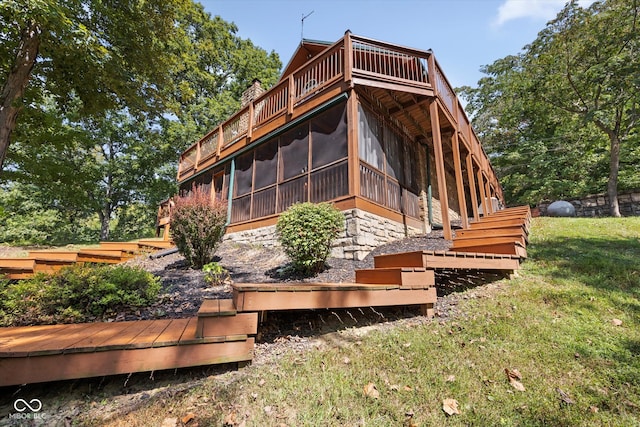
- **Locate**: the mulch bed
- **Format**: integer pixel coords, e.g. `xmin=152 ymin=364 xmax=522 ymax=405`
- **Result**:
xmin=125 ymin=230 xmax=455 ymax=324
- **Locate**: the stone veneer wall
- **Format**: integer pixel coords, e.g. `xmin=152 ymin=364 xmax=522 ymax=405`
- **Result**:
xmin=537 ymin=190 xmax=640 ymax=217
xmin=223 ymin=208 xmax=424 ymax=261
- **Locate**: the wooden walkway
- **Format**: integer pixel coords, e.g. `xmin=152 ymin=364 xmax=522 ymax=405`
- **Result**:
xmin=0 ymin=239 xmax=175 ymax=280
xmin=0 ymin=207 xmax=531 ymax=386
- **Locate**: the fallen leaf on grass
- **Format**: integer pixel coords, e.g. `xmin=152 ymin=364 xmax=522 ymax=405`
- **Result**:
xmin=363 ymin=382 xmax=380 ymax=399
xmin=442 ymin=398 xmax=461 ymax=416
xmin=181 ymin=413 xmax=195 ymax=424
xmin=505 ymin=368 xmax=526 ymax=392
xmin=160 ymin=418 xmax=177 ymax=427
xmin=557 ymin=388 xmax=575 ymax=405
xmin=223 ymin=411 xmax=237 ymax=426
xmin=612 ymin=318 xmax=623 ymax=326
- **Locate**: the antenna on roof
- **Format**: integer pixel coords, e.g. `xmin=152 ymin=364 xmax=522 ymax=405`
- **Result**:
xmin=301 ymin=10 xmax=314 ymax=40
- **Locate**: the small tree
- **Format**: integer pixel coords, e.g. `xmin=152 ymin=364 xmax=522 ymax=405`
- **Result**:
xmin=276 ymin=202 xmax=344 ymax=275
xmin=170 ymin=187 xmax=227 ymax=269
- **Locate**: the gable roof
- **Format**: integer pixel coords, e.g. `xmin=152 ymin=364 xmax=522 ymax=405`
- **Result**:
xmin=279 ymin=38 xmax=332 ymax=81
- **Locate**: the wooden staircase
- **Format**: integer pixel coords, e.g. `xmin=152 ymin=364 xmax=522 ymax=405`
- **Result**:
xmin=451 ymin=206 xmax=531 ymax=258
xmin=0 ymin=239 xmax=175 ymax=280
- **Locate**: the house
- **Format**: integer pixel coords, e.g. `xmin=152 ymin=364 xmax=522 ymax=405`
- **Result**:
xmin=158 ymin=31 xmax=504 ymax=260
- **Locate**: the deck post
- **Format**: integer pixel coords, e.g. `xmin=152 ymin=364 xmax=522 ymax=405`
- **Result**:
xmin=452 ymin=131 xmax=469 ymax=229
xmin=226 ymin=158 xmax=236 ymax=225
xmin=428 ymin=99 xmax=452 ymax=240
xmin=347 ymin=89 xmax=360 ymax=197
xmin=477 ymin=167 xmax=488 ymax=217
xmin=466 ymin=152 xmax=480 ymax=222
xmin=216 ymin=124 xmax=223 ymax=158
xmin=344 ymin=30 xmax=353 ymax=86
xmin=485 ymin=176 xmax=494 ymax=214
xmin=287 ymin=74 xmax=295 ymax=116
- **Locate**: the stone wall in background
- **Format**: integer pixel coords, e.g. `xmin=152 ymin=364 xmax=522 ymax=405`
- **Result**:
xmin=537 ymin=190 xmax=640 ymax=217
xmin=224 ymin=208 xmax=423 ymax=261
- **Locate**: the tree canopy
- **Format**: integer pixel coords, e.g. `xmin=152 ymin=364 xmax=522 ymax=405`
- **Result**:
xmin=0 ymin=1 xmax=282 ymax=242
xmin=461 ymin=0 xmax=639 ymax=214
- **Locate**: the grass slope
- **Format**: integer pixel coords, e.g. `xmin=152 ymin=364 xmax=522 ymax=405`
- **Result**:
xmin=90 ymin=217 xmax=640 ymax=427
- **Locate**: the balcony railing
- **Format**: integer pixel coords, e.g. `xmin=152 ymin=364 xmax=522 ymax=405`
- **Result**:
xmin=177 ymin=32 xmax=495 ymax=191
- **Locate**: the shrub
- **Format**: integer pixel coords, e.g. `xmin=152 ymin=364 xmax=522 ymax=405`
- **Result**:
xmin=203 ymin=261 xmax=230 ymax=286
xmin=276 ymin=202 xmax=344 ymax=275
xmin=0 ymin=264 xmax=161 ymax=326
xmin=170 ymin=186 xmax=228 ymax=269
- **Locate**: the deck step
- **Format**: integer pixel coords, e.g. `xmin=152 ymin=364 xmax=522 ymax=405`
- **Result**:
xmin=451 ymin=241 xmax=527 ymax=258
xmin=98 ymin=241 xmax=142 ymax=253
xmin=355 ymin=267 xmax=435 ymax=288
xmin=452 ymin=235 xmax=527 ymax=248
xmin=196 ymin=299 xmax=258 ymax=339
xmin=77 ymin=250 xmax=125 ymax=264
xmin=0 ymin=258 xmax=35 ymax=279
xmin=33 ymin=259 xmax=76 ymax=274
xmin=27 ymin=251 xmax=79 ymax=261
xmin=455 ymin=228 xmax=528 ymax=243
xmin=232 ymin=282 xmax=437 ymax=312
xmin=373 ymin=250 xmax=521 ymax=270
xmin=137 ymin=239 xmax=175 ymax=250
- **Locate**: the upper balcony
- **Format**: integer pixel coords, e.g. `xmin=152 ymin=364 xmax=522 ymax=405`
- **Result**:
xmin=177 ymin=32 xmax=496 ymax=193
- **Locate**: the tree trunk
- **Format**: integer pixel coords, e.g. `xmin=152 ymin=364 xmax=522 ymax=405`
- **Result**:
xmin=0 ymin=22 xmax=40 ymax=172
xmin=100 ymin=206 xmax=111 ymax=241
xmin=607 ymin=132 xmax=621 ymax=217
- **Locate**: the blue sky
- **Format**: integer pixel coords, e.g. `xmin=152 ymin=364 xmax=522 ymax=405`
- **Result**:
xmin=199 ymin=0 xmax=594 ymax=89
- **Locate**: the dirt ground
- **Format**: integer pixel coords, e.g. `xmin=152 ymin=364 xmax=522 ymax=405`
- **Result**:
xmin=0 ymin=233 xmax=509 ymax=426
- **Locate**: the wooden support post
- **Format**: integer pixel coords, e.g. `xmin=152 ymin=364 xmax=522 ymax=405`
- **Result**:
xmin=428 ymin=100 xmax=452 ymax=240
xmin=347 ymin=89 xmax=360 ymax=197
xmin=216 ymin=125 xmax=223 ymax=158
xmin=452 ymin=131 xmax=469 ymax=229
xmin=485 ymin=177 xmax=494 ymax=214
xmin=466 ymin=152 xmax=479 ymax=222
xmin=247 ymin=102 xmax=254 ymax=141
xmin=287 ymin=75 xmax=295 ymax=116
xmin=344 ymin=30 xmax=353 ymax=86
xmin=477 ymin=168 xmax=488 ymax=217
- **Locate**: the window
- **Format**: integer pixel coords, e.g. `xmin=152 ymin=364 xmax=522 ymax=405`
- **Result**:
xmin=254 ymin=139 xmax=278 ymax=190
xmin=234 ymin=151 xmax=254 ymax=197
xmin=358 ymin=106 xmax=384 ymax=170
xmin=312 ymin=102 xmax=348 ymax=169
xmin=279 ymin=123 xmax=309 ymax=180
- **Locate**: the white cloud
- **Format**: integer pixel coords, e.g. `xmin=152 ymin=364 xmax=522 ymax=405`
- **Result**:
xmin=493 ymin=0 xmax=596 ymax=27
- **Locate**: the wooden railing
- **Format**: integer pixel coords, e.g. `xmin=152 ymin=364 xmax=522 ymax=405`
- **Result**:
xmin=351 ymin=36 xmax=430 ymax=87
xmin=310 ymin=160 xmax=349 ymax=203
xmin=293 ymin=42 xmax=344 ymax=103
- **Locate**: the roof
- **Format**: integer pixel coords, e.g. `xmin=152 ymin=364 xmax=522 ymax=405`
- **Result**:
xmin=279 ymin=38 xmax=333 ymax=81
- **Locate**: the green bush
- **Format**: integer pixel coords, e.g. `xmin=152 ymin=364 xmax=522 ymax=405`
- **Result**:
xmin=276 ymin=202 xmax=344 ymax=275
xmin=203 ymin=261 xmax=230 ymax=286
xmin=0 ymin=264 xmax=160 ymax=326
xmin=170 ymin=186 xmax=227 ymax=269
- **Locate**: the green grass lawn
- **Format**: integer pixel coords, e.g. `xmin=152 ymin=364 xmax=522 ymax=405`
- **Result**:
xmin=90 ymin=217 xmax=640 ymax=427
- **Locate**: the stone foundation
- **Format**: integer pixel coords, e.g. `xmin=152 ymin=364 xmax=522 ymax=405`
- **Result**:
xmin=224 ymin=208 xmax=424 ymax=261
